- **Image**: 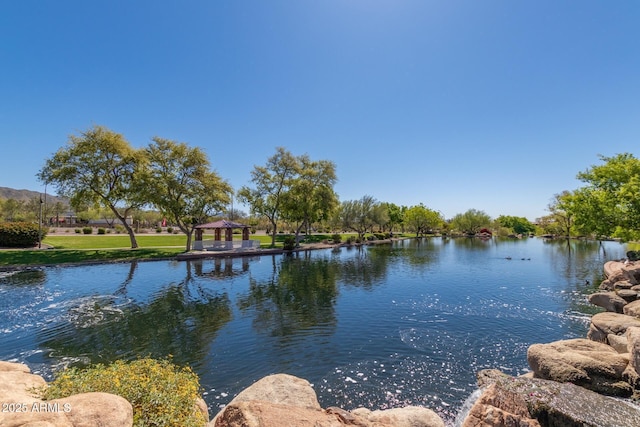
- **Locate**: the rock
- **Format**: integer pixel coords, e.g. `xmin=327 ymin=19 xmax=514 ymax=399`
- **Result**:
xmin=617 ymin=289 xmax=638 ymax=303
xmin=587 ymin=312 xmax=640 ymax=342
xmin=627 ymin=327 xmax=640 ymax=377
xmin=608 ymin=333 xmax=629 ymax=353
xmin=588 ymin=292 xmax=627 ymax=313
xmin=352 ymin=406 xmax=445 ymax=427
xmin=469 ymin=369 xmax=640 ymax=427
xmin=54 ymin=392 xmax=133 ymax=427
xmin=213 ymin=402 xmax=446 ymax=427
xmin=632 ymin=285 xmax=640 ymax=292
xmin=604 ymin=261 xmax=640 ymax=285
xmin=599 ymin=279 xmax=615 ymax=291
xmin=0 ymin=361 xmax=133 ymax=427
xmin=624 ymin=300 xmax=640 ymax=317
xmin=210 ymin=373 xmax=445 ymax=427
xmin=527 ymin=338 xmax=632 ymax=397
xmin=225 ymin=374 xmax=321 ymax=410
xmin=614 ymin=281 xmax=634 ymax=290
xmin=461 ymin=383 xmax=541 ymax=427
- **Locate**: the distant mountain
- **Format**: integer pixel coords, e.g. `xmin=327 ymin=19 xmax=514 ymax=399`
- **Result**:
xmin=0 ymin=187 xmax=68 ymax=204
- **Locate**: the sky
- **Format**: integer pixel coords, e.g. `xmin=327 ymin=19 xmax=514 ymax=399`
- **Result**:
xmin=1 ymin=1 xmax=638 ymax=221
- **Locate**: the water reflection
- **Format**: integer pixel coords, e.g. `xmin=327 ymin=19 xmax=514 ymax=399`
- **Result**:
xmin=0 ymin=269 xmax=47 ymax=286
xmin=38 ymin=263 xmax=232 ymax=368
xmin=0 ymin=238 xmax=631 ymax=425
xmin=237 ymin=252 xmax=339 ymax=338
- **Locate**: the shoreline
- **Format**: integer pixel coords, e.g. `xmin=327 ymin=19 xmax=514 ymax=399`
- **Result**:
xmin=0 ymin=237 xmax=409 ymax=272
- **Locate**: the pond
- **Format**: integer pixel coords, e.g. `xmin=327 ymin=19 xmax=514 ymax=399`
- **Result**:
xmin=0 ymin=237 xmax=627 ymax=424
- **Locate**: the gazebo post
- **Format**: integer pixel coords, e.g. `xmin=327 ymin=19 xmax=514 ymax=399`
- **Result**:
xmin=242 ymin=227 xmax=249 ymax=240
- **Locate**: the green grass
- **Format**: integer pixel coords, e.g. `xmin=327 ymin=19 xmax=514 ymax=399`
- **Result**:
xmin=43 ymin=234 xmax=190 ymax=249
xmin=0 ymin=248 xmax=184 ymax=266
xmin=0 ymin=232 xmax=411 ymax=268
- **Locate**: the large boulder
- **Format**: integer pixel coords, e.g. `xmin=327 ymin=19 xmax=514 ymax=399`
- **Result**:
xmin=211 ymin=373 xmax=445 ymax=427
xmin=588 ymin=292 xmax=627 ymax=313
xmin=461 ymin=383 xmax=541 ymax=427
xmin=465 ymin=369 xmax=640 ymax=427
xmin=352 ymin=406 xmax=445 ymax=427
xmin=587 ymin=312 xmax=640 ymax=342
xmin=604 ymin=261 xmax=640 ymax=285
xmin=527 ymin=338 xmax=632 ymax=397
xmin=0 ymin=361 xmax=133 ymax=427
xmin=624 ymin=299 xmax=640 ymax=317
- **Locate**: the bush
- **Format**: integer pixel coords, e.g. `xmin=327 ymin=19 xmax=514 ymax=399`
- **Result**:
xmin=40 ymin=358 xmax=205 ymax=427
xmin=97 ymin=228 xmax=106 ymax=235
xmin=82 ymin=227 xmax=93 ymax=235
xmin=331 ymin=233 xmax=342 ymax=244
xmin=156 ymin=226 xmax=162 ymax=233
xmin=0 ymin=222 xmax=45 ymax=248
xmin=167 ymin=227 xmax=173 ymax=234
xmin=75 ymin=228 xmax=81 ymax=234
xmin=282 ymin=235 xmax=296 ymax=250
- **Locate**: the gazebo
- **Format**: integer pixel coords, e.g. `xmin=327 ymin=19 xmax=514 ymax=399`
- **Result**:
xmin=193 ymin=220 xmax=259 ymax=251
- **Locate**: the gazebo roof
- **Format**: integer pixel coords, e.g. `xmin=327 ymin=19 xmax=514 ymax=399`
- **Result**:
xmin=195 ymin=220 xmax=249 ymax=229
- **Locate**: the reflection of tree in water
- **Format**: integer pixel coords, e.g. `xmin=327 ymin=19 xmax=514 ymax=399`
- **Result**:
xmin=39 ymin=262 xmax=232 ymax=368
xmin=0 ymin=269 xmax=47 ymax=286
xmin=387 ymin=238 xmax=440 ymax=267
xmin=339 ymin=246 xmax=389 ymax=289
xmin=542 ymin=238 xmax=629 ymax=315
xmin=237 ymin=252 xmax=339 ymax=338
xmin=450 ymin=236 xmax=494 ymax=251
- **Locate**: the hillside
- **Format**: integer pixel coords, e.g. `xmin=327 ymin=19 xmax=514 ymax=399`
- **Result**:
xmin=0 ymin=187 xmax=67 ymax=204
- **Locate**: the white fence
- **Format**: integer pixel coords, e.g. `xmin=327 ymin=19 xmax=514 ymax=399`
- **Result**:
xmin=193 ymin=239 xmax=261 ymax=251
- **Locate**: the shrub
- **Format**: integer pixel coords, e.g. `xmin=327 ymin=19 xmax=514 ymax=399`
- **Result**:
xmin=82 ymin=227 xmax=93 ymax=235
xmin=345 ymin=236 xmax=355 ymax=245
xmin=75 ymin=228 xmax=81 ymax=234
xmin=282 ymin=235 xmax=296 ymax=250
xmin=156 ymin=226 xmax=162 ymax=233
xmin=40 ymin=358 xmax=205 ymax=427
xmin=167 ymin=227 xmax=173 ymax=234
xmin=115 ymin=225 xmax=126 ymax=234
xmin=0 ymin=222 xmax=45 ymax=248
xmin=97 ymin=228 xmax=106 ymax=235
xmin=331 ymin=233 xmax=342 ymax=244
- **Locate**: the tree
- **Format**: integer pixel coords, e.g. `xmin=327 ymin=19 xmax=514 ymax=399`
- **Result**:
xmin=337 ymin=195 xmax=378 ymax=241
xmin=382 ymin=203 xmax=405 ymax=233
xmin=143 ymin=138 xmax=232 ymax=251
xmin=280 ymin=156 xmax=338 ymax=243
xmin=575 ymin=153 xmax=640 ymax=241
xmin=404 ymin=204 xmax=444 ymax=236
xmin=495 ymin=215 xmax=535 ymax=235
xmin=237 ymin=147 xmax=300 ymax=247
xmin=38 ymin=125 xmax=146 ymax=248
xmin=450 ymin=209 xmax=492 ymax=235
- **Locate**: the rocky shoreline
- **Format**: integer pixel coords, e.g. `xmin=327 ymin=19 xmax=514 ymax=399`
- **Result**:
xmin=3 ymin=259 xmax=640 ymax=426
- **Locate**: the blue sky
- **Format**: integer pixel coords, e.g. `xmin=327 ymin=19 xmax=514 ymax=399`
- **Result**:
xmin=1 ymin=1 xmax=638 ymax=221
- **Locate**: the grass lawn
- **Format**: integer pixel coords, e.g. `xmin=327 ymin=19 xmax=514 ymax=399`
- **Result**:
xmin=0 ymin=232 xmax=407 ymax=268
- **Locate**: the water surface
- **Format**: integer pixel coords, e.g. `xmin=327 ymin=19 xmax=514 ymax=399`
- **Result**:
xmin=0 ymin=237 xmax=625 ymax=423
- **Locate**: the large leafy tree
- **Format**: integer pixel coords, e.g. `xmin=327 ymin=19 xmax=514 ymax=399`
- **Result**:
xmin=495 ymin=215 xmax=536 ymax=235
xmin=237 ymin=147 xmax=300 ymax=247
xmin=404 ymin=204 xmax=443 ymax=236
xmin=382 ymin=202 xmax=405 ymax=233
xmin=337 ymin=195 xmax=378 ymax=241
xmin=38 ymin=125 xmax=146 ymax=248
xmin=280 ymin=156 xmax=338 ymax=242
xmin=575 ymin=153 xmax=640 ymax=240
xmin=450 ymin=209 xmax=492 ymax=235
xmin=143 ymin=138 xmax=232 ymax=251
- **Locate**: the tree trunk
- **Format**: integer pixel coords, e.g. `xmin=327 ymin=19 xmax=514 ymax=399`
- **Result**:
xmin=109 ymin=205 xmax=138 ymax=248
xmin=270 ymin=219 xmax=277 ymax=247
